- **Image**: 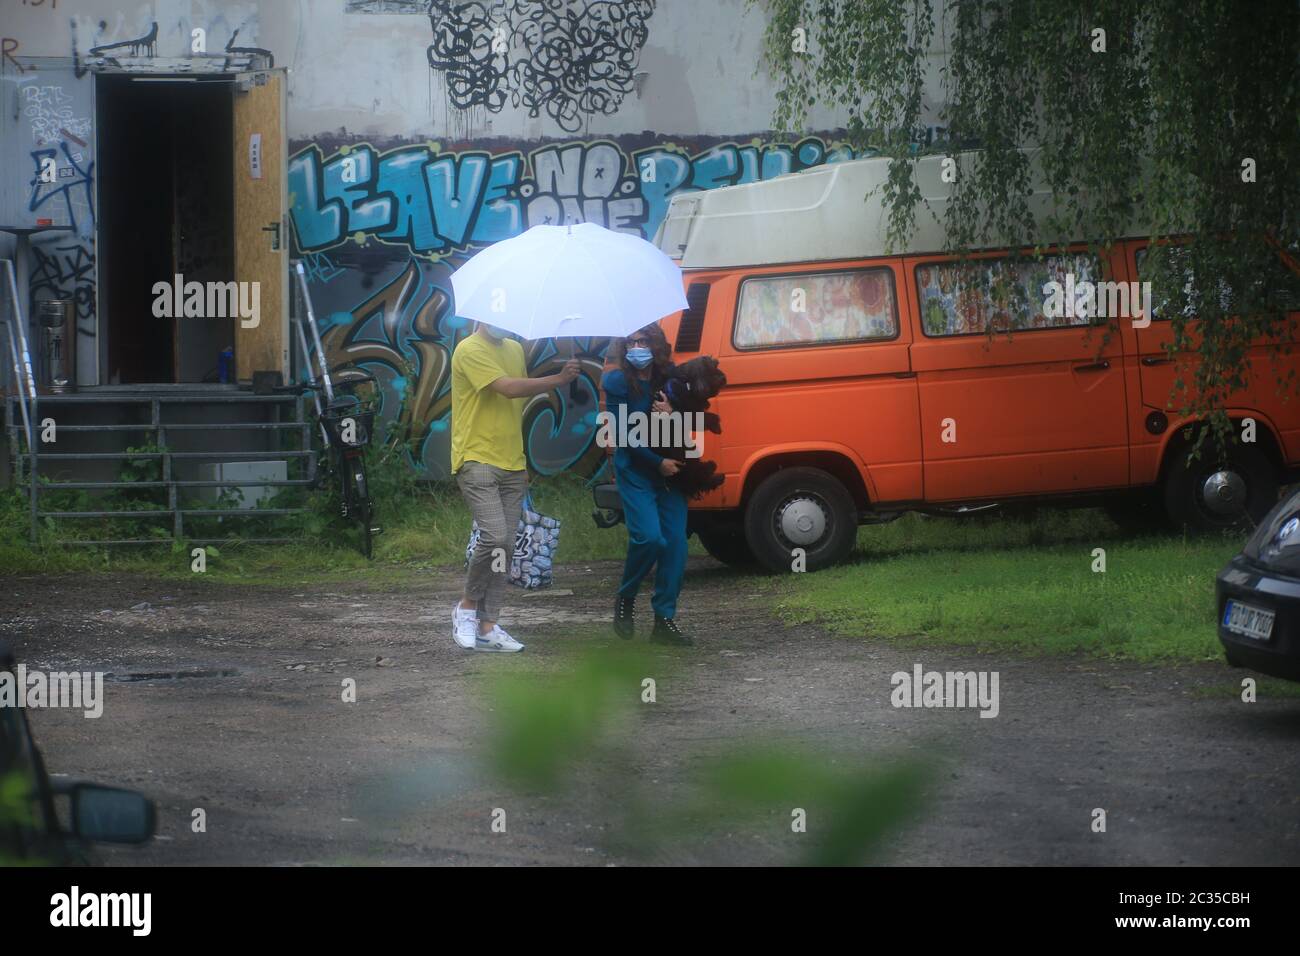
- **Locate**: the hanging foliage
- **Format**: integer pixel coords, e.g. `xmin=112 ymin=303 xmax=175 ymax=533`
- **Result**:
xmin=755 ymin=0 xmax=1300 ymax=450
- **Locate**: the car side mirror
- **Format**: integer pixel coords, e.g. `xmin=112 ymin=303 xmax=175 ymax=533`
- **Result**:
xmin=70 ymin=784 xmax=156 ymax=844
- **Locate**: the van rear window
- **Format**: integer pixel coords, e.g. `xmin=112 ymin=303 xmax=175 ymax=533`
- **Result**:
xmin=916 ymin=254 xmax=1103 ymax=337
xmin=734 ymin=269 xmax=898 ymax=350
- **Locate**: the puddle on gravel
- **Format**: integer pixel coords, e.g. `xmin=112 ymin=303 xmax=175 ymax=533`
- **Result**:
xmin=106 ymin=669 xmax=240 ymax=683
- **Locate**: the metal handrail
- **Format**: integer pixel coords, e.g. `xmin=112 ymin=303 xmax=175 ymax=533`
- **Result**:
xmin=1 ymin=260 xmax=35 ymax=454
xmin=3 ymin=323 xmax=29 ymax=469
xmin=292 ymin=259 xmax=334 ymax=403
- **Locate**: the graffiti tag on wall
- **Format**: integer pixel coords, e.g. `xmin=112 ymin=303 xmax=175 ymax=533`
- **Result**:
xmin=290 ymin=136 xmax=860 ymax=255
xmin=20 ymin=79 xmax=97 ymax=345
xmin=30 ymin=242 xmax=95 ymax=326
xmin=23 ymin=85 xmax=91 ymax=144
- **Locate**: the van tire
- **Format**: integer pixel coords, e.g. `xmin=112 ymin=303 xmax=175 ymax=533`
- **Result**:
xmin=1163 ymin=442 xmax=1278 ymax=533
xmin=696 ymin=528 xmax=756 ymax=568
xmin=744 ymin=467 xmax=858 ymax=573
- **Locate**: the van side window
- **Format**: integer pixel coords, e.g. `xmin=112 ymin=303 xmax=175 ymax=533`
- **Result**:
xmin=734 ymin=269 xmax=898 ymax=350
xmin=1135 ymin=247 xmax=1195 ymax=322
xmin=916 ymin=254 xmax=1104 ymax=337
xmin=1135 ymin=246 xmax=1300 ymax=320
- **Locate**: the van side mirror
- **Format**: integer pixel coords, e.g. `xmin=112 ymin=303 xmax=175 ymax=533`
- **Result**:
xmin=69 ymin=784 xmax=156 ymax=844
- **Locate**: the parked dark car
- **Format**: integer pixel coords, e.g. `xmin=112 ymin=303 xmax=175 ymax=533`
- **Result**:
xmin=1216 ymin=488 xmax=1300 ymax=681
xmin=1 ymin=643 xmax=156 ymax=864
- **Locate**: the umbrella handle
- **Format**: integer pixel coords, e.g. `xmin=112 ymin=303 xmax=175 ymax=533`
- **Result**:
xmin=569 ymin=378 xmax=586 ymax=405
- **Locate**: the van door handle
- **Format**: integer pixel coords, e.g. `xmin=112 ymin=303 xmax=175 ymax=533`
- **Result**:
xmin=1141 ymin=356 xmax=1172 ymax=366
xmin=1073 ymin=360 xmax=1110 ymax=372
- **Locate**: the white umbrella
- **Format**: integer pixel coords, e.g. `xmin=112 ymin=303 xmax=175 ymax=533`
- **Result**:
xmin=449 ymin=222 xmax=688 ymax=340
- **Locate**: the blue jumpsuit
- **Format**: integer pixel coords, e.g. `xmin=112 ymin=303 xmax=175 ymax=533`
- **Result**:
xmin=602 ymin=368 xmax=688 ymax=620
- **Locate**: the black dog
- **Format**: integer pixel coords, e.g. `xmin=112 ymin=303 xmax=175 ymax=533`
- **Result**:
xmin=652 ymin=355 xmax=727 ymax=499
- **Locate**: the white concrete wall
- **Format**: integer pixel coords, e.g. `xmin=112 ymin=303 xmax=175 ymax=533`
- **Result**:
xmin=2 ymin=0 xmax=942 ymax=142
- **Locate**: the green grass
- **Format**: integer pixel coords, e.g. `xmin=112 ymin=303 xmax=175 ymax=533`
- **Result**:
xmin=774 ymin=509 xmax=1242 ymax=663
xmin=0 ymin=464 xmax=663 ymax=586
xmin=1189 ymin=678 xmax=1300 ymax=699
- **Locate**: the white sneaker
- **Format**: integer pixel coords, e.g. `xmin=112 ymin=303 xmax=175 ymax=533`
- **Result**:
xmin=476 ymin=624 xmax=524 ymax=653
xmin=452 ymin=604 xmax=478 ymax=649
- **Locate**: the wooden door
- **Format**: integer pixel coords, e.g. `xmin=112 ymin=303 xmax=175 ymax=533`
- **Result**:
xmin=231 ymin=70 xmax=287 ymax=382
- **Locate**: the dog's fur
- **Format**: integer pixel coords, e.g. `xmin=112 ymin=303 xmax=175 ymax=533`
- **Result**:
xmin=652 ymin=355 xmax=727 ymax=499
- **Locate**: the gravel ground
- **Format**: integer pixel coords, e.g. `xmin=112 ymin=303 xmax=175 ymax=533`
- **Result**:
xmin=2 ymin=558 xmax=1298 ymax=866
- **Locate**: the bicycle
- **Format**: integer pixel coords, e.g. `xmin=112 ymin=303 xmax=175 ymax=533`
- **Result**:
xmin=278 ymin=370 xmax=383 ymax=559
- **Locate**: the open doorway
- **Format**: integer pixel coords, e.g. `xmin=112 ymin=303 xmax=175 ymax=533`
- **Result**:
xmin=96 ymin=75 xmax=234 ymax=384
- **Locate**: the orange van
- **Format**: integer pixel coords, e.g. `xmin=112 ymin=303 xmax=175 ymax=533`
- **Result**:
xmin=593 ymin=151 xmax=1300 ymax=572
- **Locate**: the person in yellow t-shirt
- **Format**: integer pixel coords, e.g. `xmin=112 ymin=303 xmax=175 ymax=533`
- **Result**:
xmin=450 ymin=321 xmax=579 ymax=653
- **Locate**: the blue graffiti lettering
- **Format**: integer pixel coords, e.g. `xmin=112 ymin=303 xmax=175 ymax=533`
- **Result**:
xmin=289 ymin=136 xmax=862 ymax=257
xmin=28 ymin=143 xmax=95 ymax=232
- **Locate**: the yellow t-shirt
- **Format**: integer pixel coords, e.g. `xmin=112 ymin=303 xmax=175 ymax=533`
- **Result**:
xmin=451 ymin=332 xmax=528 ymax=474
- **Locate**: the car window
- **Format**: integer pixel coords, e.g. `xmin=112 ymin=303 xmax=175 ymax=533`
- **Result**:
xmin=916 ymin=254 xmax=1104 ymax=337
xmin=733 ymin=268 xmax=898 ymax=350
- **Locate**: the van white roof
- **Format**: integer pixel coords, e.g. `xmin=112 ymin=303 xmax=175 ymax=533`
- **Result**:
xmin=654 ymin=149 xmax=1149 ymax=269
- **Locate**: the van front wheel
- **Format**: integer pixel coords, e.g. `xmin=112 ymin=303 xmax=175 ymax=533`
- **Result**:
xmin=744 ymin=467 xmax=858 ymax=573
xmin=1163 ymin=442 xmax=1278 ymax=533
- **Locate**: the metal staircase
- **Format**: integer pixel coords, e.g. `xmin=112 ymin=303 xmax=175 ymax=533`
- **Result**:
xmin=3 ymin=257 xmax=320 ymax=547
xmin=5 ymin=388 xmax=318 ymax=546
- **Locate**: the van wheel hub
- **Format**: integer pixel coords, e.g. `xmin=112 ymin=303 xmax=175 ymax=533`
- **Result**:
xmin=1201 ymin=469 xmax=1246 ymax=515
xmin=777 ymin=496 xmax=827 ymax=546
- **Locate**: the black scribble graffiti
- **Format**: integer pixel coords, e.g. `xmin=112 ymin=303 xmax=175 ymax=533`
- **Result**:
xmin=426 ymin=0 xmax=656 ymax=133
xmin=31 ymin=241 xmax=96 ymax=333
xmin=88 ymin=21 xmax=158 ymax=61
xmin=223 ymin=28 xmax=274 ymax=70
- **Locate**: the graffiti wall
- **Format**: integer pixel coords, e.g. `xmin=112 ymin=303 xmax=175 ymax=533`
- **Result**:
xmin=288 ymin=133 xmax=867 ymax=479
xmin=0 ymin=0 xmax=922 ymax=479
xmin=10 ymin=74 xmax=99 ymax=386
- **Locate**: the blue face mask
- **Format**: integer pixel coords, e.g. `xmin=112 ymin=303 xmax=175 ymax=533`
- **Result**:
xmin=626 ymin=346 xmax=653 ymax=369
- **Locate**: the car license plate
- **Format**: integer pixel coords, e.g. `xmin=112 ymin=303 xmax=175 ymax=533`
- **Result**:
xmin=1223 ymin=600 xmax=1275 ymax=641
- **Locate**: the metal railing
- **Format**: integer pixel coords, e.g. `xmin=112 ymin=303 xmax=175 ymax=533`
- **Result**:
xmin=293 ymin=259 xmax=335 ymax=403
xmin=2 ymin=259 xmax=36 ymax=463
xmin=9 ymin=392 xmax=318 ymax=545
xmin=5 ymin=258 xmax=336 ymax=547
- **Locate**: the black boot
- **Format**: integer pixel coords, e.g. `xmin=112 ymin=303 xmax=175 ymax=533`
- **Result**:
xmin=651 ymin=615 xmax=693 ymax=646
xmin=613 ymin=594 xmax=635 ymax=639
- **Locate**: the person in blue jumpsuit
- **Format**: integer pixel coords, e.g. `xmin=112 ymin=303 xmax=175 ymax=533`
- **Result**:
xmin=601 ymin=323 xmax=692 ymax=646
